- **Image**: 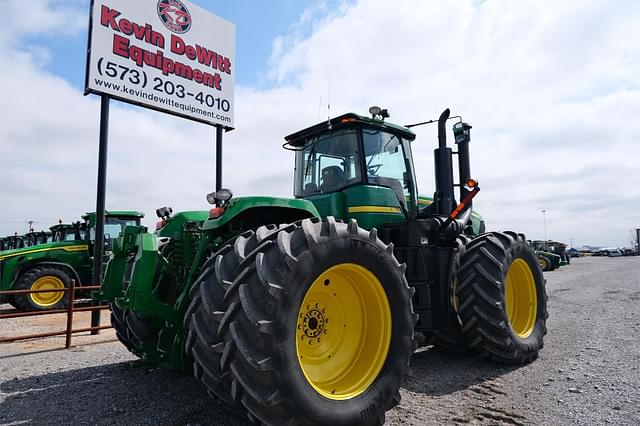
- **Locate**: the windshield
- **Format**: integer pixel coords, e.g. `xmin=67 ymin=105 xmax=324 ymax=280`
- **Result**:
xmin=362 ymin=129 xmax=410 ymax=208
xmin=87 ymin=217 xmax=140 ymax=241
xmin=294 ymin=129 xmax=363 ymax=197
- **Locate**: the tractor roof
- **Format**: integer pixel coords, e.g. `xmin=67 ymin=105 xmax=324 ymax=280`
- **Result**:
xmin=82 ymin=210 xmax=145 ymax=220
xmin=284 ymin=113 xmax=416 ymax=147
xmin=49 ymin=223 xmax=76 ymax=231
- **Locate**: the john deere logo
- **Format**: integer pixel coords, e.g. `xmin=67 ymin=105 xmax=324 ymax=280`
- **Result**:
xmin=157 ymin=0 xmax=191 ymax=34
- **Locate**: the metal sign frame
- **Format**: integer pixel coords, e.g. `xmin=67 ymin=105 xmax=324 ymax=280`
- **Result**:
xmin=83 ymin=0 xmax=233 ymax=329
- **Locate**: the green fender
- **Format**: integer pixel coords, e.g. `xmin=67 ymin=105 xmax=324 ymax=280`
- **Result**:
xmin=202 ymin=196 xmax=320 ymax=231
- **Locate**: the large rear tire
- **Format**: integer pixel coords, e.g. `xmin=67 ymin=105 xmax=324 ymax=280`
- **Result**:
xmin=456 ymin=232 xmax=547 ymax=364
xmin=193 ymin=218 xmax=415 ymax=425
xmin=14 ymin=266 xmax=70 ymax=311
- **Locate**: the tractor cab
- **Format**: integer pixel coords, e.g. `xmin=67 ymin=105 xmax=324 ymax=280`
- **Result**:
xmin=26 ymin=230 xmax=51 ymax=246
xmin=50 ymin=222 xmax=84 ymax=242
xmin=1 ymin=235 xmax=26 ymax=251
xmin=287 ymin=107 xmax=481 ymax=330
xmin=82 ymin=211 xmax=144 ymax=243
xmin=288 ymin=112 xmax=418 ymax=229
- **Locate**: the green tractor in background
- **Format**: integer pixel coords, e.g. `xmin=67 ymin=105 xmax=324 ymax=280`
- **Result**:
xmin=102 ymin=108 xmax=547 ymax=425
xmin=530 ymin=240 xmax=564 ymax=271
xmin=0 ymin=211 xmax=143 ymax=311
xmin=546 ymin=240 xmax=571 ymax=265
xmin=0 ymin=234 xmax=27 ymax=251
xmin=23 ymin=230 xmax=53 ymax=247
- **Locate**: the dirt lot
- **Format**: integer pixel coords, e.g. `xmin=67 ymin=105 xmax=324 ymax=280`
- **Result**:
xmin=1 ymin=256 xmax=639 ymax=425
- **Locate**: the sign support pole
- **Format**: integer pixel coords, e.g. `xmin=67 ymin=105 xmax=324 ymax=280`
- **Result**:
xmin=91 ymin=94 xmax=110 ymax=335
xmin=215 ymin=125 xmax=223 ymax=191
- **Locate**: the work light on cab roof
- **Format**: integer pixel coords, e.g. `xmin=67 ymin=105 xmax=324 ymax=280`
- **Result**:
xmin=368 ymin=105 xmax=389 ymax=120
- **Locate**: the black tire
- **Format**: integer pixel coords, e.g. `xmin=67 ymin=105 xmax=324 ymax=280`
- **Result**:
xmin=1 ymin=295 xmax=19 ymax=310
xmin=110 ymin=257 xmax=160 ymax=358
xmin=111 ymin=304 xmax=135 ymax=351
xmin=14 ymin=266 xmax=70 ymax=311
xmin=431 ymin=235 xmax=471 ymax=354
xmin=456 ymin=232 xmax=548 ymax=365
xmin=183 ymin=231 xmax=262 ymax=406
xmin=194 ymin=218 xmax=415 ymax=425
xmin=110 ymin=304 xmax=160 ymax=358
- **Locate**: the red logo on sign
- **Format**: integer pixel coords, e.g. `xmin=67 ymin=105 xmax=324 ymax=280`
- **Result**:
xmin=157 ymin=0 xmax=191 ymax=34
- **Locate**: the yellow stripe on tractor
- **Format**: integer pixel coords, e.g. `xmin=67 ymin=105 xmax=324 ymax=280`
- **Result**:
xmin=0 ymin=245 xmax=89 ymax=260
xmin=348 ymin=206 xmax=402 ymax=214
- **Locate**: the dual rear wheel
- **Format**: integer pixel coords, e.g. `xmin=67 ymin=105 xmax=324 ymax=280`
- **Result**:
xmin=186 ymin=218 xmax=415 ymax=425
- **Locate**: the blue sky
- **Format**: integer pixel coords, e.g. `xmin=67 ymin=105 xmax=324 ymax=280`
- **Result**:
xmin=0 ymin=0 xmax=639 ymax=247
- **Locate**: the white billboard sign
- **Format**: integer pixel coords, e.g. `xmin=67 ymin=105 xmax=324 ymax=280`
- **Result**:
xmin=85 ymin=0 xmax=235 ymax=128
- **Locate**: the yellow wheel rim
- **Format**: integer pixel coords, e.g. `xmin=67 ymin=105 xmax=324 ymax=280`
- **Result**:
xmin=504 ymin=259 xmax=537 ymax=338
xmin=30 ymin=276 xmax=65 ymax=307
xmin=538 ymin=257 xmax=548 ymax=270
xmin=296 ymin=263 xmax=392 ymax=400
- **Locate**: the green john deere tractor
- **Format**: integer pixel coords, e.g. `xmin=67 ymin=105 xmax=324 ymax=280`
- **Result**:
xmin=0 ymin=234 xmax=27 ymax=252
xmin=530 ymin=240 xmax=563 ymax=271
xmin=23 ymin=230 xmax=53 ymax=247
xmin=0 ymin=211 xmax=143 ymax=311
xmin=102 ymin=108 xmax=547 ymax=425
xmin=546 ymin=240 xmax=570 ymax=265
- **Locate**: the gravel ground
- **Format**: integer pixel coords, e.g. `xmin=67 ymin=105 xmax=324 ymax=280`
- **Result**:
xmin=1 ymin=256 xmax=638 ymax=425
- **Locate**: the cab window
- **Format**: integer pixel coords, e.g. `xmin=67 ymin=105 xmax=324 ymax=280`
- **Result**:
xmin=362 ymin=129 xmax=410 ymax=207
xmin=295 ymin=130 xmax=363 ymax=197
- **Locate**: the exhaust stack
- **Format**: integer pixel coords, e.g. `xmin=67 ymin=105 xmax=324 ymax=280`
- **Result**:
xmin=433 ymin=109 xmax=455 ymax=216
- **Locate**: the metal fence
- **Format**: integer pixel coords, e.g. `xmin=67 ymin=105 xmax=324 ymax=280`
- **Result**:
xmin=0 ymin=280 xmax=111 ymax=349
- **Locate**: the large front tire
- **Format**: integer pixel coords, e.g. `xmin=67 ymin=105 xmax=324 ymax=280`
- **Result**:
xmin=195 ymin=218 xmax=415 ymax=425
xmin=456 ymin=232 xmax=547 ymax=364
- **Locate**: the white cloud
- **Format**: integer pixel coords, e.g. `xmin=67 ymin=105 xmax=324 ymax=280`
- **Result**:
xmin=1 ymin=0 xmax=639 ymax=248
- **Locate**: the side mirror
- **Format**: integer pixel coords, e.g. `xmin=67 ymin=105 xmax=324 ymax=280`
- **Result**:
xmin=104 ymin=233 xmax=112 ymax=250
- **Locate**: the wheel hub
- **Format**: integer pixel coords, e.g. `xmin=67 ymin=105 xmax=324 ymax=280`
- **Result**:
xmin=301 ymin=306 xmax=326 ymax=341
